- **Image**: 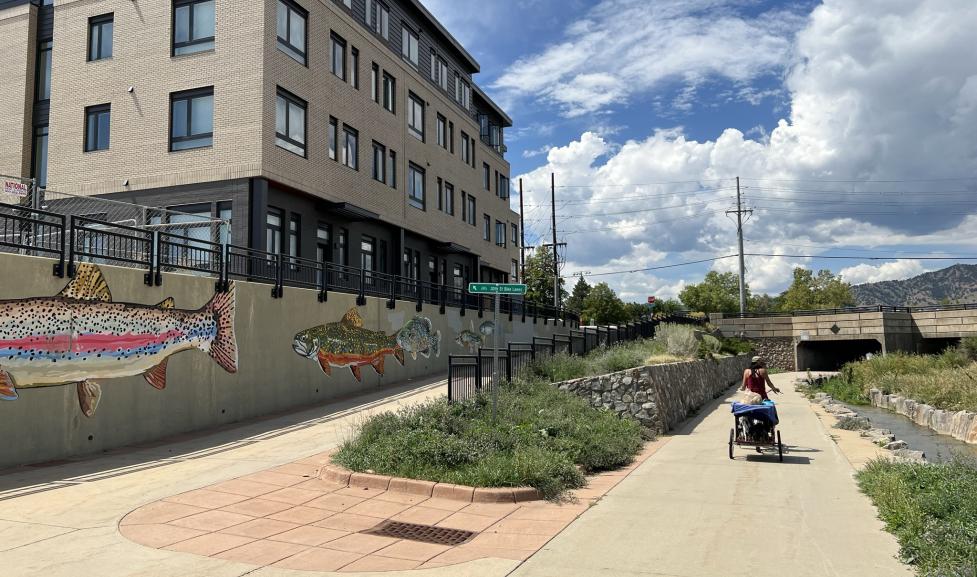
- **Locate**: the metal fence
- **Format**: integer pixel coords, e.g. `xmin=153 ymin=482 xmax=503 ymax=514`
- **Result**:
xmin=447 ymin=318 xmax=681 ymax=402
xmin=0 ymin=200 xmax=576 ymax=324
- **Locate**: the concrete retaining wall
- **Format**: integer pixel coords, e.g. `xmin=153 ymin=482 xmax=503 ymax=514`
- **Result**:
xmin=554 ymin=355 xmax=750 ymax=434
xmin=869 ymin=389 xmax=977 ymax=445
xmin=0 ymin=253 xmax=566 ymax=468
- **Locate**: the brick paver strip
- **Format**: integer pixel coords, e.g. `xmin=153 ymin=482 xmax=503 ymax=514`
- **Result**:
xmin=119 ymin=438 xmax=671 ymax=572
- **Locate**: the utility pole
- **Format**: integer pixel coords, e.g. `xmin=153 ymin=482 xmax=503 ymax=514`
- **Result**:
xmin=551 ymin=173 xmax=559 ymax=309
xmin=725 ymin=176 xmax=752 ymax=314
xmin=519 ymin=178 xmax=526 ymax=281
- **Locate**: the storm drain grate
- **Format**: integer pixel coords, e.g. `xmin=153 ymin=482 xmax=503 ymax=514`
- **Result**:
xmin=363 ymin=521 xmax=476 ymax=546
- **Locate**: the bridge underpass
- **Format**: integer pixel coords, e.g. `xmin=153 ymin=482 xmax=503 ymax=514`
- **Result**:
xmin=796 ymin=339 xmax=883 ymax=371
xmin=712 ymin=307 xmax=977 ymax=370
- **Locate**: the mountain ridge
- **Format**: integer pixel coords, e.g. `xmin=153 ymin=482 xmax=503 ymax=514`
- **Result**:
xmin=852 ymin=264 xmax=977 ymax=306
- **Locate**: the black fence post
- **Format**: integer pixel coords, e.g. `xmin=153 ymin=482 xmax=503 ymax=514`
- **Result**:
xmin=416 ymin=280 xmax=423 ymax=312
xmin=447 ymin=359 xmax=454 ymax=402
xmin=274 ymin=254 xmax=284 ymax=298
xmin=521 ymin=299 xmax=526 ymax=323
xmin=507 ymin=296 xmax=513 ymax=322
xmin=439 ymin=285 xmax=446 ymax=315
xmin=357 ymin=268 xmax=366 ymax=306
xmin=52 ymin=213 xmax=66 ymax=278
xmin=533 ymin=303 xmax=538 ymax=324
xmin=460 ymin=290 xmax=467 ymax=316
xmin=505 ymin=346 xmax=512 ymax=382
xmin=66 ymin=215 xmax=77 ymax=278
xmin=476 ymin=349 xmax=483 ymax=391
xmin=478 ymin=295 xmax=484 ymax=318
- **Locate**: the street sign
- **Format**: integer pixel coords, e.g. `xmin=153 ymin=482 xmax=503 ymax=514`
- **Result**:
xmin=647 ymin=296 xmax=656 ymax=304
xmin=468 ymin=283 xmax=527 ymax=295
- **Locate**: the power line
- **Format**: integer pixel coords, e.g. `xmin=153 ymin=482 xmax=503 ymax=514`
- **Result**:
xmin=564 ymin=255 xmax=740 ymax=279
xmin=561 ymin=210 xmax=728 ymax=235
xmin=746 ymin=253 xmax=977 ymax=261
xmin=521 ymin=186 xmax=736 ymax=207
xmin=741 ymin=176 xmax=977 ymax=184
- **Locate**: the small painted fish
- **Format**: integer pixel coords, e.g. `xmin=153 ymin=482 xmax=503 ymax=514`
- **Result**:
xmin=0 ymin=263 xmax=238 ymax=417
xmin=479 ymin=321 xmax=495 ymax=337
xmin=396 ymin=316 xmax=442 ymax=361
xmin=293 ymin=308 xmax=405 ymax=382
xmin=455 ymin=321 xmax=483 ymax=353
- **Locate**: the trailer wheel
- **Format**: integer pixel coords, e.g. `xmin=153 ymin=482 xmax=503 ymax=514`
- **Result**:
xmin=777 ymin=430 xmax=784 ymax=462
xmin=729 ymin=428 xmax=735 ymax=460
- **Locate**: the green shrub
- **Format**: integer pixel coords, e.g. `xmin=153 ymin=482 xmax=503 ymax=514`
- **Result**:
xmin=720 ymin=337 xmax=755 ymax=356
xmin=835 ymin=352 xmax=977 ymax=412
xmin=834 ymin=415 xmax=872 ymax=430
xmin=333 ymin=377 xmax=642 ymax=500
xmin=857 ymin=457 xmax=977 ymax=576
xmin=959 ymin=336 xmax=977 ymax=362
xmin=654 ymin=323 xmax=700 ymax=357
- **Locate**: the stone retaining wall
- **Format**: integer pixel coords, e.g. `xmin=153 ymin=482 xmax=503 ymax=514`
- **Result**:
xmin=750 ymin=337 xmax=794 ymax=371
xmin=869 ymin=389 xmax=977 ymax=444
xmin=555 ymin=355 xmax=750 ymax=434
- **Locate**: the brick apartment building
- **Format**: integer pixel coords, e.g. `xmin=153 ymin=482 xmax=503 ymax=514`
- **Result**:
xmin=0 ymin=0 xmax=520 ymax=286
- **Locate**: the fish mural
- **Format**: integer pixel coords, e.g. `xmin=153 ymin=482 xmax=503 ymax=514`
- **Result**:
xmin=0 ymin=263 xmax=238 ymax=417
xmin=396 ymin=316 xmax=441 ymax=360
xmin=455 ymin=321 xmax=484 ymax=353
xmin=293 ymin=308 xmax=406 ymax=382
xmin=479 ymin=321 xmax=495 ymax=338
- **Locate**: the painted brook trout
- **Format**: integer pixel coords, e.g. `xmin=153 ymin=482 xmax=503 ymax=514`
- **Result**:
xmin=293 ymin=308 xmax=405 ymax=382
xmin=0 ymin=263 xmax=237 ymax=417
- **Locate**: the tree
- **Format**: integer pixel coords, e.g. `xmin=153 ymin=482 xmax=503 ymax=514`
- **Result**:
xmin=566 ymin=275 xmax=591 ymax=313
xmin=652 ymin=298 xmax=684 ymax=316
xmin=748 ymin=293 xmax=782 ymax=313
xmin=582 ymin=283 xmax=628 ymax=325
xmin=679 ymin=271 xmax=748 ymax=313
xmin=779 ymin=268 xmax=855 ymax=311
xmin=523 ymin=246 xmax=567 ymax=306
xmin=624 ymin=302 xmax=653 ymax=321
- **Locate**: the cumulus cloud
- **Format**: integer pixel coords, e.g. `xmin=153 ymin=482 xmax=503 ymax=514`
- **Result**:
xmin=515 ymin=0 xmax=977 ymax=300
xmin=494 ymin=0 xmax=807 ymax=117
xmin=840 ymin=261 xmax=930 ymax=286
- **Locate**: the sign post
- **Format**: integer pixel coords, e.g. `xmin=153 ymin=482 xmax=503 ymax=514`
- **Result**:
xmin=468 ymin=283 xmax=528 ymax=421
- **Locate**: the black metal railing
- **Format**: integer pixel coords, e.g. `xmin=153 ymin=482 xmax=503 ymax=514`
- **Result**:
xmin=68 ymin=215 xmax=154 ymax=286
xmin=0 ymin=202 xmax=66 ymax=276
xmin=447 ymin=319 xmax=659 ymax=403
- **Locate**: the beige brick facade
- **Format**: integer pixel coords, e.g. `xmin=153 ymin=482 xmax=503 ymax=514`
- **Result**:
xmin=1 ymin=0 xmax=519 ymax=274
xmin=0 ymin=2 xmax=36 ymax=185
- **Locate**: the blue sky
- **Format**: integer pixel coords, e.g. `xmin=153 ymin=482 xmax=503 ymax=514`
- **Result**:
xmin=427 ymin=0 xmax=977 ymax=303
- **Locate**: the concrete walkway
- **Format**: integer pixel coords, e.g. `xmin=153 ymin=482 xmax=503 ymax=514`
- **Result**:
xmin=511 ymin=372 xmax=911 ymax=577
xmin=0 ymin=372 xmax=912 ymax=577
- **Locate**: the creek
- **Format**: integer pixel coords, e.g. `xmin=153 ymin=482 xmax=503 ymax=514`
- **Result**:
xmin=846 ymin=403 xmax=977 ymax=463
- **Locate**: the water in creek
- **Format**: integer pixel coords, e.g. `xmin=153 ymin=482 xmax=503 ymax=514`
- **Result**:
xmin=845 ymin=403 xmax=977 ymax=463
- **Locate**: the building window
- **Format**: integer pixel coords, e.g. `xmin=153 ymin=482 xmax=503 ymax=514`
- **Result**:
xmin=328 ymin=117 xmax=338 ymax=161
xmin=275 ymin=88 xmax=306 ymax=157
xmin=496 ymin=221 xmax=506 ymax=247
xmin=483 ymin=215 xmax=491 ymax=241
xmin=370 ymin=1 xmax=389 ymax=40
xmin=467 ymin=195 xmax=476 ymax=226
xmin=370 ymin=63 xmax=379 ymax=102
xmin=401 ymin=24 xmax=418 ymax=67
xmin=461 ymin=132 xmax=470 ymax=165
xmin=276 ymin=0 xmax=307 ymax=65
xmin=170 ymin=87 xmax=214 ymax=151
xmin=350 ymin=47 xmax=359 ymax=89
xmin=266 ymin=208 xmax=283 ymax=255
xmin=88 ymin=14 xmax=113 ymax=61
xmin=361 ymin=235 xmax=376 ymax=274
xmin=388 ymin=150 xmax=397 ymax=188
xmin=173 ymin=0 xmax=215 ymax=56
xmin=84 ymin=104 xmax=111 ymax=152
xmin=289 ymin=214 xmax=301 ymax=260
xmin=455 ymin=73 xmax=471 ymax=109
xmin=408 ymin=93 xmax=424 ymax=140
xmin=444 ymin=182 xmax=455 ymax=215
xmin=382 ymin=72 xmax=395 ymax=113
xmin=32 ymin=125 xmax=48 ymax=189
xmin=436 ymin=178 xmax=443 ymax=211
xmin=430 ymin=53 xmax=448 ymax=91
xmin=448 ymin=121 xmax=455 ymax=153
xmin=338 ymin=228 xmax=348 ymax=267
xmin=511 ymin=223 xmax=518 ymax=246
xmin=511 ymin=260 xmax=518 ymax=282
xmin=331 ymin=33 xmax=346 ymax=80
xmin=498 ymin=174 xmax=510 ymax=199
xmin=317 ymin=224 xmax=331 ymax=282
xmin=372 ymin=142 xmax=386 ymax=182
xmin=408 ymin=163 xmax=425 ymax=209
xmin=342 ymin=125 xmax=358 ymax=169
xmin=483 ymin=163 xmax=490 ymax=190
xmin=436 ymin=114 xmax=447 ymax=149
xmin=36 ymin=41 xmax=52 ymax=101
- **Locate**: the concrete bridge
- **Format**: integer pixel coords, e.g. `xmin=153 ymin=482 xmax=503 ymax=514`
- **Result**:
xmin=712 ymin=306 xmax=977 ymax=370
